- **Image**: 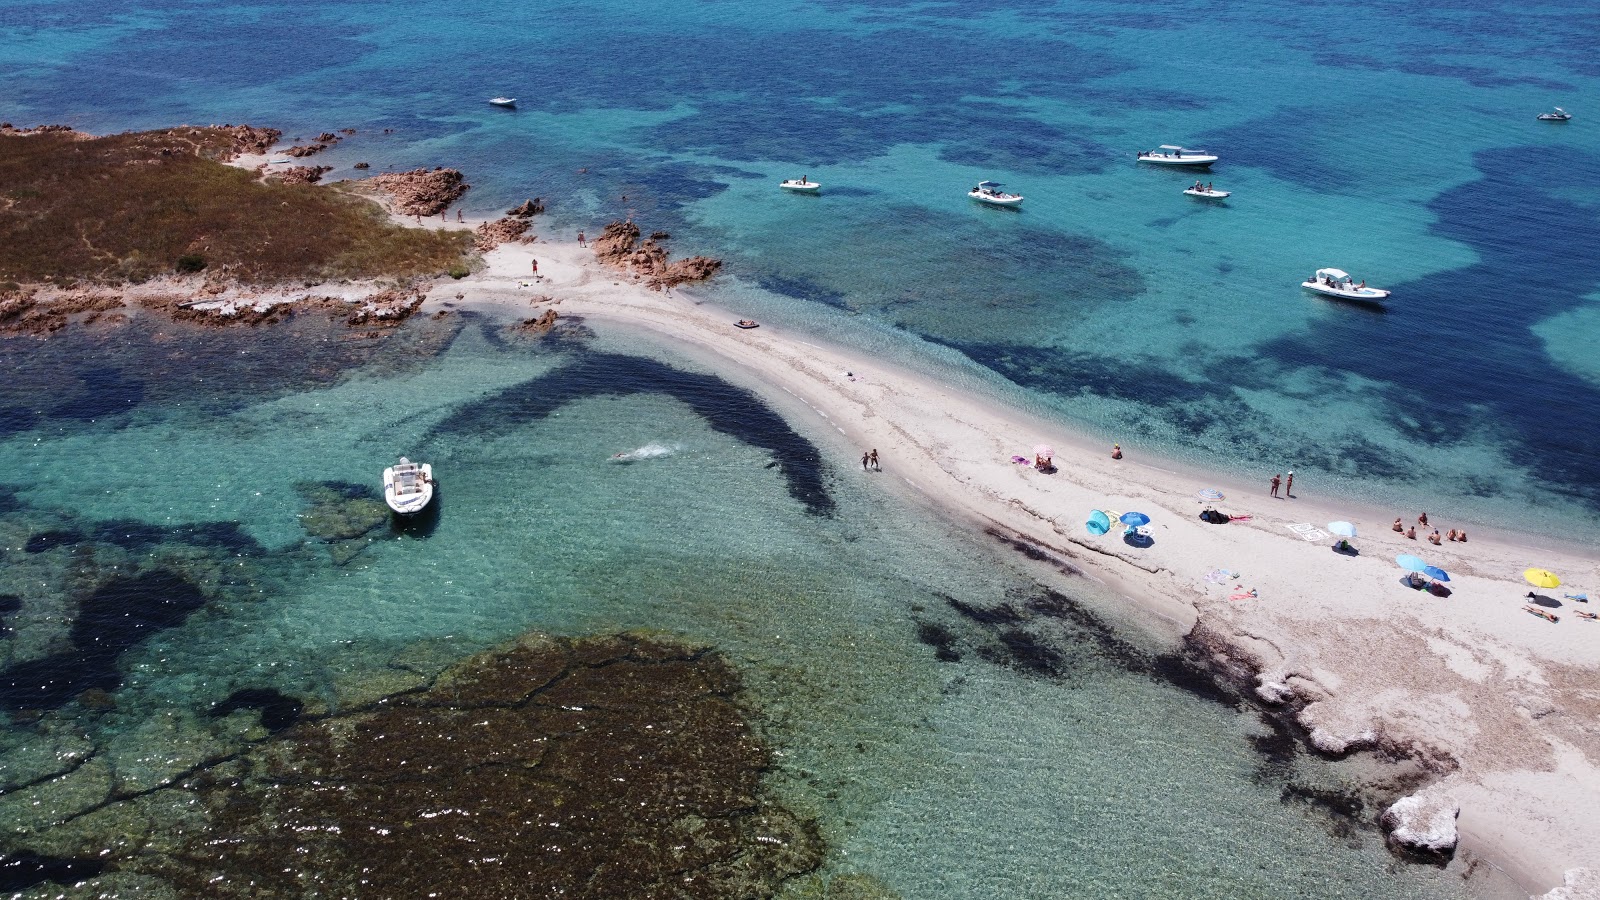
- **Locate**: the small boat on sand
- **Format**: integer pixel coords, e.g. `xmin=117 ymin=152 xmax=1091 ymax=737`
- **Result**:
xmin=1138 ymin=145 xmax=1218 ymax=167
xmin=735 ymin=319 xmax=760 ymax=329
xmin=780 ymin=178 xmax=820 ymax=192
xmin=383 ymin=457 xmax=434 ymax=516
xmin=1536 ymin=107 xmax=1571 ymax=121
xmin=1184 ymin=183 xmax=1231 ymax=199
xmin=969 ymin=181 xmax=1023 ymax=206
xmin=1302 ymin=268 xmax=1390 ymax=303
xmin=489 ymin=97 xmax=517 ymax=108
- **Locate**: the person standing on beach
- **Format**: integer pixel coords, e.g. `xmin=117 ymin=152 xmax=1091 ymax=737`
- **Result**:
xmin=457 ymin=209 xmax=464 ymax=223
xmin=870 ymin=449 xmax=880 ymax=470
xmin=578 ymin=231 xmax=586 ymax=247
xmin=531 ymin=259 xmax=539 ymax=278
xmin=1270 ymin=474 xmax=1281 ymax=497
xmin=1285 ymin=471 xmax=1294 ymax=497
xmin=862 ymin=451 xmax=870 ymax=471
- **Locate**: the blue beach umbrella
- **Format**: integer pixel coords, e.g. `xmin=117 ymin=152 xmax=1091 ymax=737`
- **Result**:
xmin=1424 ymin=565 xmax=1451 ymax=582
xmin=1395 ymin=554 xmax=1427 ymax=572
xmin=1086 ymin=510 xmax=1111 ymax=536
xmin=1328 ymin=521 xmax=1357 ymax=538
xmin=1119 ymin=512 xmax=1151 ymax=527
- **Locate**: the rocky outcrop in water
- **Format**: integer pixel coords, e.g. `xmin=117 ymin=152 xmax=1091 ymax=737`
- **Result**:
xmin=592 ymin=220 xmax=722 ymax=291
xmin=507 ymin=198 xmax=543 ymax=217
xmin=283 ymin=142 xmax=328 ymax=158
xmin=474 ymin=216 xmax=531 ymax=251
xmin=363 ymin=167 xmax=471 ymax=216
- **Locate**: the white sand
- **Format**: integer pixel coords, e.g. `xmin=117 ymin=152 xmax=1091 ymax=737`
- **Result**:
xmin=421 ymin=226 xmax=1600 ymax=897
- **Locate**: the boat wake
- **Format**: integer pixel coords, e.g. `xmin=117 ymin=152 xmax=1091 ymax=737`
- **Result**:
xmin=610 ymin=442 xmax=678 ymax=463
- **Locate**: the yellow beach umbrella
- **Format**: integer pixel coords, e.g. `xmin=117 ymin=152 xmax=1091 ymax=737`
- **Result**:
xmin=1523 ymin=568 xmax=1561 ymax=589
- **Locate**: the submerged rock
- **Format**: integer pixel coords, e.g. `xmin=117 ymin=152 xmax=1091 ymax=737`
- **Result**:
xmin=295 ymin=480 xmax=388 ymax=542
xmin=1381 ymin=792 xmax=1459 ymax=856
xmin=100 ymin=631 xmax=822 ymax=897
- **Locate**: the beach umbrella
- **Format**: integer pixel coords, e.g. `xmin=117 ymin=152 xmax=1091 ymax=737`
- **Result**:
xmin=1423 ymin=565 xmax=1451 ymax=582
xmin=1395 ymin=554 xmax=1427 ymax=572
xmin=1524 ymin=568 xmax=1561 ymax=589
xmin=1196 ymin=488 xmax=1224 ymax=501
xmin=1119 ymin=511 xmax=1150 ymax=527
xmin=1033 ymin=444 xmax=1054 ymax=458
xmin=1086 ymin=509 xmax=1111 ymax=536
xmin=1327 ymin=521 xmax=1357 ymax=538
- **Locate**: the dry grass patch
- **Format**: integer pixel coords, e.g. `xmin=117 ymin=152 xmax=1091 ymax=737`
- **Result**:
xmin=0 ymin=126 xmax=472 ymax=286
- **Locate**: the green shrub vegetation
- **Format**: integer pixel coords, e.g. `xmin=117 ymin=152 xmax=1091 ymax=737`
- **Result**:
xmin=0 ymin=127 xmax=474 ymax=285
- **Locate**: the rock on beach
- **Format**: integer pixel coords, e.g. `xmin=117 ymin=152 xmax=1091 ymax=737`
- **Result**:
xmin=1381 ymin=792 xmax=1460 ymax=856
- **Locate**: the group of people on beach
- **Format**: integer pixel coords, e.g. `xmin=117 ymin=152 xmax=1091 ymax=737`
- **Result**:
xmin=1269 ymin=471 xmax=1295 ymax=498
xmin=1392 ymin=512 xmax=1466 ymax=544
xmin=861 ymin=449 xmax=880 ymax=471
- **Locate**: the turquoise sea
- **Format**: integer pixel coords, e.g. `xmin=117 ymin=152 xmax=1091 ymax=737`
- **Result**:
xmin=3 ymin=0 xmax=1596 ymax=894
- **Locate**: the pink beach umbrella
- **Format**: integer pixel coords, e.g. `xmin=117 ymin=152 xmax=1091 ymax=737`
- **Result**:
xmin=1033 ymin=444 xmax=1053 ymax=459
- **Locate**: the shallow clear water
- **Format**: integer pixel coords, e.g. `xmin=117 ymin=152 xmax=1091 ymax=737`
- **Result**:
xmin=2 ymin=0 xmax=1589 ymax=892
xmin=0 ymin=318 xmax=1498 ymax=896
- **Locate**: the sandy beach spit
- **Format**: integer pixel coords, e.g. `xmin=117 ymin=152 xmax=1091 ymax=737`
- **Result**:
xmin=430 ymin=229 xmax=1599 ymax=898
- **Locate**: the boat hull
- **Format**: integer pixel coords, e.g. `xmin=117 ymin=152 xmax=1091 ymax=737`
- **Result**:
xmin=1184 ymin=188 xmax=1230 ymax=199
xmin=1140 ymin=155 xmax=1217 ymax=167
xmin=1302 ymin=282 xmax=1390 ymax=303
xmin=780 ymin=182 xmax=820 ymax=192
xmin=384 ymin=462 xmax=435 ymax=515
xmin=969 ymin=193 xmax=1023 ymax=206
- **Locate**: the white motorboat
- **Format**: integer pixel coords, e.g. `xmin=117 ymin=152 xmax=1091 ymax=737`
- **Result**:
xmin=1183 ymin=183 xmax=1230 ymax=199
xmin=1301 ymin=268 xmax=1390 ymax=303
xmin=383 ymin=457 xmax=434 ymax=515
xmin=969 ymin=181 xmax=1023 ymax=206
xmin=489 ymin=97 xmax=517 ymax=108
xmin=1536 ymin=107 xmax=1571 ymax=121
xmin=1138 ymin=145 xmax=1218 ymax=166
xmin=780 ymin=178 xmax=820 ymax=192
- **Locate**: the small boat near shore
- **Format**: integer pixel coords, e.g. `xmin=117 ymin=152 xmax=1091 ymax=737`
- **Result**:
xmin=1536 ymin=107 xmax=1571 ymax=121
xmin=1184 ymin=183 xmax=1230 ymax=200
xmin=489 ymin=97 xmax=517 ymax=108
xmin=1302 ymin=268 xmax=1390 ymax=303
xmin=780 ymin=177 xmax=820 ymax=192
xmin=735 ymin=319 xmax=760 ymax=329
xmin=1138 ymin=145 xmax=1218 ymax=167
xmin=969 ymin=181 xmax=1023 ymax=206
xmin=383 ymin=457 xmax=434 ymax=516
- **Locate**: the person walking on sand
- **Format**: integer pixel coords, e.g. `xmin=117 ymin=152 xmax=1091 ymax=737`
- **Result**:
xmin=1270 ymin=474 xmax=1281 ymax=497
xmin=1285 ymin=471 xmax=1294 ymax=497
xmin=862 ymin=451 xmax=870 ymax=471
xmin=870 ymin=449 xmax=880 ymax=470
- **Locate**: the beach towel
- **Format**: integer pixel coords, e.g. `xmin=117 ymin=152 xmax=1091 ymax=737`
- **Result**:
xmin=1204 ymin=569 xmax=1234 ymax=584
xmin=1564 ymin=593 xmax=1588 ymax=602
xmin=1011 ymin=455 xmax=1029 ymax=464
xmin=1229 ymin=588 xmax=1258 ymax=600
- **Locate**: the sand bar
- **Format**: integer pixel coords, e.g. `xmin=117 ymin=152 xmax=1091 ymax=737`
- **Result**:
xmin=430 ymin=229 xmax=1599 ymax=897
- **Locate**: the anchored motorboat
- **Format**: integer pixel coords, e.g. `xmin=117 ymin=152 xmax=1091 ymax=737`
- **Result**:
xmin=1301 ymin=268 xmax=1390 ymax=303
xmin=1184 ymin=181 xmax=1230 ymax=199
xmin=383 ymin=457 xmax=435 ymax=516
xmin=1138 ymin=145 xmax=1218 ymax=166
xmin=969 ymin=181 xmax=1023 ymax=206
xmin=1536 ymin=107 xmax=1571 ymax=121
xmin=780 ymin=177 xmax=820 ymax=192
xmin=489 ymin=97 xmax=517 ymax=107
